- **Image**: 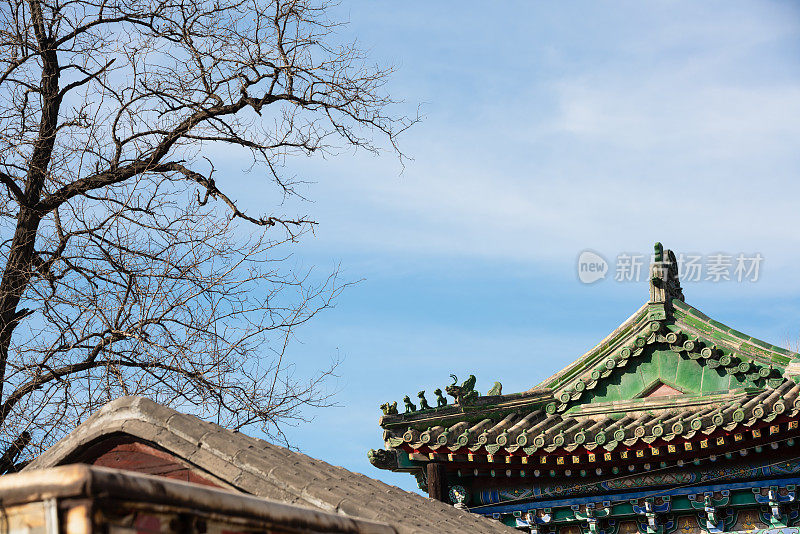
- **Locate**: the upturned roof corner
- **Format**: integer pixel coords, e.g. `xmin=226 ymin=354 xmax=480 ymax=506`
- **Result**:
xmin=374 ymin=241 xmax=800 ymax=469
xmin=785 ymin=358 xmax=800 ymax=383
xmin=371 ymin=243 xmax=800 ymax=529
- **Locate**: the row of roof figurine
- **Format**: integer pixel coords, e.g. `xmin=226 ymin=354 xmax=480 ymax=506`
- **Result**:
xmin=380 ymin=374 xmax=502 ymax=415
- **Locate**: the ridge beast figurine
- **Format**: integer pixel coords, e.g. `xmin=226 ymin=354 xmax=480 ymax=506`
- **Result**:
xmin=379 ymin=401 xmax=397 ymax=415
xmin=417 ymin=390 xmax=432 ymax=410
xmin=446 ymin=374 xmax=478 ymax=405
xmin=403 ymin=395 xmax=416 ymax=413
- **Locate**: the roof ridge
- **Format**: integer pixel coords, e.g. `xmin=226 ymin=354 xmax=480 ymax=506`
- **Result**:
xmin=25 ymin=396 xmax=515 ymax=534
xmin=537 ymin=302 xmax=650 ymax=390
xmin=673 ymin=299 xmax=798 ymax=364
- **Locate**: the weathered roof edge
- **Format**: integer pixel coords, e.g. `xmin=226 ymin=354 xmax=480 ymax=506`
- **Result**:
xmin=27 ymin=396 xmax=194 ymax=471
xmin=25 ymin=396 xmax=516 ymax=534
xmin=6 ymin=464 xmax=397 ymax=534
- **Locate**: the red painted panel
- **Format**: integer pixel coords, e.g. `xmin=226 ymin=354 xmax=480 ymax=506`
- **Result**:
xmin=134 ymin=514 xmax=162 ymax=533
xmin=643 ymin=382 xmax=683 ymax=398
xmin=71 ymin=436 xmax=220 ymax=488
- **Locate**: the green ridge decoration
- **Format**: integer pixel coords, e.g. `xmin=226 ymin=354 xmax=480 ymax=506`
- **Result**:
xmin=402 ymin=395 xmax=416 ymax=413
xmin=434 ymin=388 xmax=448 ymax=407
xmin=446 ymin=374 xmax=479 ymax=405
xmin=366 ymin=448 xmax=397 ymax=470
xmin=417 ymin=390 xmax=432 ymax=410
xmin=487 ymin=381 xmax=503 ymax=396
xmin=370 ymin=243 xmax=800 ymax=533
xmin=379 ymin=401 xmax=397 ymax=415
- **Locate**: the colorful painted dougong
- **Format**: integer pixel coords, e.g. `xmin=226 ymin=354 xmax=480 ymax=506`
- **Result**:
xmin=369 ymin=243 xmax=800 ymax=532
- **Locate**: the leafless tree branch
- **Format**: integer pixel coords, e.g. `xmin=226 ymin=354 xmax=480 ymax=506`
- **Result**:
xmin=0 ymin=0 xmax=413 ymax=468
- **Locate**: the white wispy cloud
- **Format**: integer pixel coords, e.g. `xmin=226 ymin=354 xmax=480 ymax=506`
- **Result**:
xmin=272 ymin=1 xmax=800 ymax=279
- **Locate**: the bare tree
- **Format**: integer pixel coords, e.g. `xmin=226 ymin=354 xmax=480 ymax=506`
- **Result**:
xmin=0 ymin=0 xmax=412 ymax=470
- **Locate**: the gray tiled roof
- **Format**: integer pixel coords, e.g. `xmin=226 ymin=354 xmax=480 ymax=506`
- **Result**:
xmin=5 ymin=464 xmax=397 ymax=534
xmin=24 ymin=397 xmax=514 ymax=534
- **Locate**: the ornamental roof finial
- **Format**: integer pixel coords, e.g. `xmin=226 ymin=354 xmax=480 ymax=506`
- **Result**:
xmin=649 ymin=242 xmax=684 ymax=304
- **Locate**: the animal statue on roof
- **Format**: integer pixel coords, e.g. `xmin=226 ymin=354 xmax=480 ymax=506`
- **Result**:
xmin=433 ymin=388 xmax=448 ymax=407
xmin=487 ymin=381 xmax=502 ymax=396
xmin=403 ymin=395 xmax=416 ymax=413
xmin=446 ymin=374 xmax=479 ymax=405
xmin=367 ymin=448 xmax=398 ymax=470
xmin=650 ymin=241 xmax=684 ymax=303
xmin=380 ymin=401 xmax=398 ymax=415
xmin=417 ymin=391 xmax=432 ymax=410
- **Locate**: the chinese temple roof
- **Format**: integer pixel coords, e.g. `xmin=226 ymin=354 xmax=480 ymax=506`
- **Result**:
xmin=381 ymin=381 xmax=799 ymax=456
xmin=372 ymin=243 xmax=800 ymax=477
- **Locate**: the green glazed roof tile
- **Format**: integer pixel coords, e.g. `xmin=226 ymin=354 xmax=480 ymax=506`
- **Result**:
xmin=377 ymin=245 xmax=800 ymax=472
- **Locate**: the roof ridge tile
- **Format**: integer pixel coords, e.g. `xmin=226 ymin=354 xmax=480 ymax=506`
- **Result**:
xmin=25 ymin=396 xmax=516 ymax=534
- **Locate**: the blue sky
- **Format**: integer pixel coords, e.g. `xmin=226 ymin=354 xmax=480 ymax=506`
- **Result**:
xmin=221 ymin=1 xmax=800 ymax=493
